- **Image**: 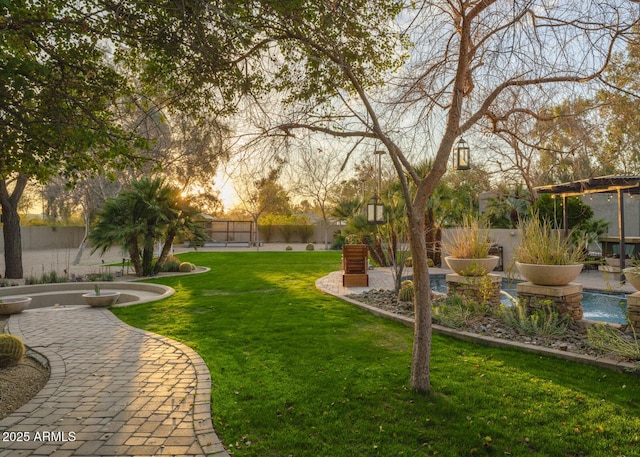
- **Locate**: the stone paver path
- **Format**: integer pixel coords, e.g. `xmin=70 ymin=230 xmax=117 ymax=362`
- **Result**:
xmin=0 ymin=306 xmax=228 ymax=457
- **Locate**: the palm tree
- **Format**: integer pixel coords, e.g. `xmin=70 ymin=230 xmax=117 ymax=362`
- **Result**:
xmin=89 ymin=177 xmax=205 ymax=276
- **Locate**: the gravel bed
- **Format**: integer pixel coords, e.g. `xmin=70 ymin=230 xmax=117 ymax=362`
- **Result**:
xmin=0 ymin=316 xmax=50 ymax=420
xmin=347 ymin=289 xmax=631 ymax=361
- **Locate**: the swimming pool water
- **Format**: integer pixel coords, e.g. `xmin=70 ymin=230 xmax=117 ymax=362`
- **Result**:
xmin=427 ymin=274 xmax=627 ymax=325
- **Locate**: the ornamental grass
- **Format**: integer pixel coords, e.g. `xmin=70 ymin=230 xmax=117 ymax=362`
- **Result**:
xmin=442 ymin=217 xmax=492 ymax=258
xmin=516 ymin=216 xmax=585 ymax=265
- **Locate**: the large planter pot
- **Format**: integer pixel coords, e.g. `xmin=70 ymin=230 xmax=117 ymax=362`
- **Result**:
xmin=624 ymin=270 xmax=640 ymax=290
xmin=515 ymin=262 xmax=583 ymax=286
xmin=82 ymin=291 xmax=120 ymax=308
xmin=605 ymin=257 xmax=623 ymax=268
xmin=445 ymin=256 xmax=499 ymax=276
xmin=0 ymin=297 xmax=32 ymax=315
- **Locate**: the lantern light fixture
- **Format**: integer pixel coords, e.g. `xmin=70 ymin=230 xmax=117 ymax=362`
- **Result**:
xmin=367 ymin=194 xmax=384 ymax=224
xmin=453 ymin=137 xmax=470 ymax=171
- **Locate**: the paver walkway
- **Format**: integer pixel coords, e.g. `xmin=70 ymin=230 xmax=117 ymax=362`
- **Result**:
xmin=0 ymin=306 xmax=228 ymax=457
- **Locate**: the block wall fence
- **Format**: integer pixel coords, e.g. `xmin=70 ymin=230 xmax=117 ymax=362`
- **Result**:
xmin=1 ymin=227 xmax=85 ymax=251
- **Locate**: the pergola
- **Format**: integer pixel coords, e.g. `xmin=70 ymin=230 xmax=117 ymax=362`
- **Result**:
xmin=535 ymin=175 xmax=640 ymax=271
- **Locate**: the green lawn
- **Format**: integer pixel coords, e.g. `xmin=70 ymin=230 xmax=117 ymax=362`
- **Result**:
xmin=112 ymin=251 xmax=640 ymax=457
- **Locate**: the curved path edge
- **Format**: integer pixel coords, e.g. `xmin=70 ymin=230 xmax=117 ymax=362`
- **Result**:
xmin=101 ymin=311 xmax=229 ymax=456
xmin=1 ymin=307 xmax=230 ymax=457
xmin=316 ymin=271 xmax=640 ymax=375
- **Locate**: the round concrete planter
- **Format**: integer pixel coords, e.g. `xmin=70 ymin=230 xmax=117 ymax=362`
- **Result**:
xmin=623 ymin=270 xmax=640 ymax=290
xmin=82 ymin=291 xmax=121 ymax=308
xmin=0 ymin=297 xmax=32 ymax=315
xmin=605 ymin=257 xmax=625 ymax=268
xmin=516 ymin=262 xmax=583 ymax=286
xmin=445 ymin=256 xmax=499 ymax=276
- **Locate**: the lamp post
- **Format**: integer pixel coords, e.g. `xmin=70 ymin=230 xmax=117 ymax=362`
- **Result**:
xmin=453 ymin=137 xmax=470 ymax=171
xmin=367 ymin=150 xmax=385 ymax=224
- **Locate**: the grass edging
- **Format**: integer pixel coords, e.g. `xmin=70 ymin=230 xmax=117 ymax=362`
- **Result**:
xmin=316 ymin=278 xmax=640 ymax=375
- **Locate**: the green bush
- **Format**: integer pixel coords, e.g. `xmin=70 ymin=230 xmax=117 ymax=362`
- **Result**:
xmin=0 ymin=334 xmax=25 ymax=368
xmin=285 ymin=245 xmax=293 ymax=251
xmin=25 ymin=270 xmax=68 ymax=284
xmin=305 ymin=243 xmax=315 ymax=251
xmin=160 ymin=255 xmax=182 ymax=272
xmin=298 ymin=224 xmax=314 ymax=243
xmin=86 ymin=273 xmax=114 ymax=282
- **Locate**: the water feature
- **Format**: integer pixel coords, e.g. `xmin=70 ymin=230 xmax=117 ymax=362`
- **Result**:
xmin=427 ymin=274 xmax=628 ymax=325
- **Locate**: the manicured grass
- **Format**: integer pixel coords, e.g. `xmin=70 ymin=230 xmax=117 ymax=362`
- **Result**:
xmin=112 ymin=252 xmax=640 ymax=457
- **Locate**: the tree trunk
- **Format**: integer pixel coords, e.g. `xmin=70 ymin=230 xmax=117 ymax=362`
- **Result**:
xmin=142 ymin=233 xmax=155 ymax=276
xmin=154 ymin=231 xmax=176 ymax=274
xmin=73 ymin=209 xmax=91 ymax=265
xmin=425 ymin=206 xmax=440 ymax=266
xmin=408 ymin=210 xmax=432 ymax=393
xmin=2 ymin=206 xmax=23 ymax=279
xmin=127 ymin=239 xmax=143 ymax=277
xmin=0 ymin=176 xmax=28 ymax=279
xmin=369 ymin=235 xmax=388 ymax=267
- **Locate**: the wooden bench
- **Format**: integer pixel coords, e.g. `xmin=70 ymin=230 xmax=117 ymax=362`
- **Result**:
xmin=342 ymin=244 xmax=369 ymax=287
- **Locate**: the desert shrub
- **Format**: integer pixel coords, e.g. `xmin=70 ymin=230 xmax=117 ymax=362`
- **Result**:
xmin=86 ymin=273 xmax=114 ymax=282
xmin=159 ymin=256 xmax=182 ymax=272
xmin=498 ymin=302 xmax=570 ymax=337
xmin=25 ymin=271 xmax=67 ymax=284
xmin=587 ymin=324 xmax=640 ymax=360
xmin=432 ymin=294 xmax=488 ymax=329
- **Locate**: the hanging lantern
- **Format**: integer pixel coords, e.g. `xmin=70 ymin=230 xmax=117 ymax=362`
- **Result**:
xmin=367 ymin=195 xmax=384 ymax=224
xmin=453 ymin=137 xmax=470 ymax=170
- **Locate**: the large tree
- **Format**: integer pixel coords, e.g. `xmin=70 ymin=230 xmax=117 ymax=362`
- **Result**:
xmin=288 ymin=141 xmax=346 ymax=249
xmin=594 ymin=24 xmax=640 ymax=175
xmin=246 ymin=1 xmax=637 ymax=393
xmin=232 ymin=156 xmax=291 ymax=246
xmin=108 ymin=0 xmax=638 ymax=394
xmin=0 ymin=1 xmax=145 ymax=278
